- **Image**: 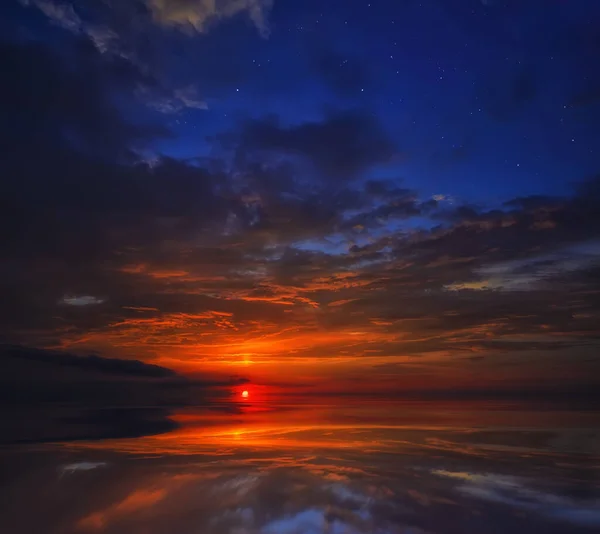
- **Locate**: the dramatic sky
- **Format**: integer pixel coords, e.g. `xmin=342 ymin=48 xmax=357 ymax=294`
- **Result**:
xmin=2 ymin=0 xmax=600 ymax=395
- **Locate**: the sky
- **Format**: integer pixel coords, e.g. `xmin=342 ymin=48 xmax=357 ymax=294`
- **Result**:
xmin=1 ymin=0 xmax=600 ymax=398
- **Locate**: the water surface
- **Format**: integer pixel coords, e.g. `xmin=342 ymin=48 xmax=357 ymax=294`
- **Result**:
xmin=2 ymin=400 xmax=598 ymax=534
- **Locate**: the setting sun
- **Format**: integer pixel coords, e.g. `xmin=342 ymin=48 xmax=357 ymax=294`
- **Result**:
xmin=242 ymin=390 xmax=249 ymax=399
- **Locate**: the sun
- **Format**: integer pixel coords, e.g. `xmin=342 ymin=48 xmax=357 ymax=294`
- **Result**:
xmin=241 ymin=390 xmax=249 ymax=399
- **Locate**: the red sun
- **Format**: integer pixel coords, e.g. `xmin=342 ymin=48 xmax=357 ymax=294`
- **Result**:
xmin=241 ymin=390 xmax=249 ymax=399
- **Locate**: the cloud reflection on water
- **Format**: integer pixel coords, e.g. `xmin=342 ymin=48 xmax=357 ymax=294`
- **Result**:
xmin=1 ymin=402 xmax=598 ymax=534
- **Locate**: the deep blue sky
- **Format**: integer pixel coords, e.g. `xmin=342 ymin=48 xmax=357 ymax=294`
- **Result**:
xmin=9 ymin=0 xmax=599 ymax=205
xmin=140 ymin=0 xmax=600 ymax=204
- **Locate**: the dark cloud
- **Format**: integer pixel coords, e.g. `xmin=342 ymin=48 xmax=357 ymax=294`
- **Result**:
xmin=2 ymin=344 xmax=176 ymax=378
xmin=341 ymin=190 xmax=434 ymax=231
xmin=0 ymin=39 xmax=163 ymax=160
xmin=0 ymin=32 xmax=227 ymax=269
xmin=0 ymin=153 xmax=228 ymax=272
xmin=237 ymin=111 xmax=397 ymax=180
xmin=0 ymin=345 xmax=244 ymax=443
xmin=3 ymin=168 xmax=597 ymax=375
xmin=423 ymin=176 xmax=600 ymax=271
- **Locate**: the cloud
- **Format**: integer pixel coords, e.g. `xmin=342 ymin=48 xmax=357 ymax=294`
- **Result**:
xmin=261 ymin=509 xmax=327 ymax=534
xmin=79 ymin=488 xmax=168 ymax=530
xmin=28 ymin=466 xmax=411 ymax=534
xmin=341 ymin=190 xmax=433 ymax=231
xmin=0 ymin=39 xmax=162 ymax=159
xmin=143 ymin=84 xmax=209 ymax=113
xmin=1 ymin=345 xmax=177 ymax=378
xmin=2 ymin=155 xmax=599 ymax=386
xmin=4 ymin=434 xmax=598 ymax=532
xmin=433 ymin=470 xmax=600 ymax=528
xmin=0 ymin=345 xmax=243 ymax=443
xmin=18 ymin=0 xmax=256 ymax=113
xmin=60 ymin=462 xmax=108 ymax=476
xmin=147 ymin=0 xmax=274 ymax=36
xmin=20 ymin=1 xmax=123 ymax=57
xmin=28 ymin=0 xmax=82 ymax=32
xmin=445 ymin=241 xmax=600 ymax=292
xmin=23 ymin=0 xmax=275 ymax=44
xmin=237 ymin=111 xmax=397 ymax=180
xmin=61 ymin=295 xmax=107 ymax=306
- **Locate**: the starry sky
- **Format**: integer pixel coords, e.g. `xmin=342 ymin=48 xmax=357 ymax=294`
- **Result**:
xmin=1 ymin=0 xmax=600 ymax=397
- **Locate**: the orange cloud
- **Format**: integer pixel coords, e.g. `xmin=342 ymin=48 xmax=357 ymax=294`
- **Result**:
xmin=78 ymin=489 xmax=167 ymax=530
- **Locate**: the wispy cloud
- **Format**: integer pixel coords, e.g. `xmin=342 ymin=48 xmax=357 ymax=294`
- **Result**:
xmin=433 ymin=470 xmax=600 ymax=528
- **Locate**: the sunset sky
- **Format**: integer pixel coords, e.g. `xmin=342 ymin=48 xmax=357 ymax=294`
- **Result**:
xmin=2 ymin=0 xmax=600 ymax=397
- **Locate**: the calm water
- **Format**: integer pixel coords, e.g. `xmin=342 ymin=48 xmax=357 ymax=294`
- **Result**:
xmin=1 ymin=400 xmax=599 ymax=534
